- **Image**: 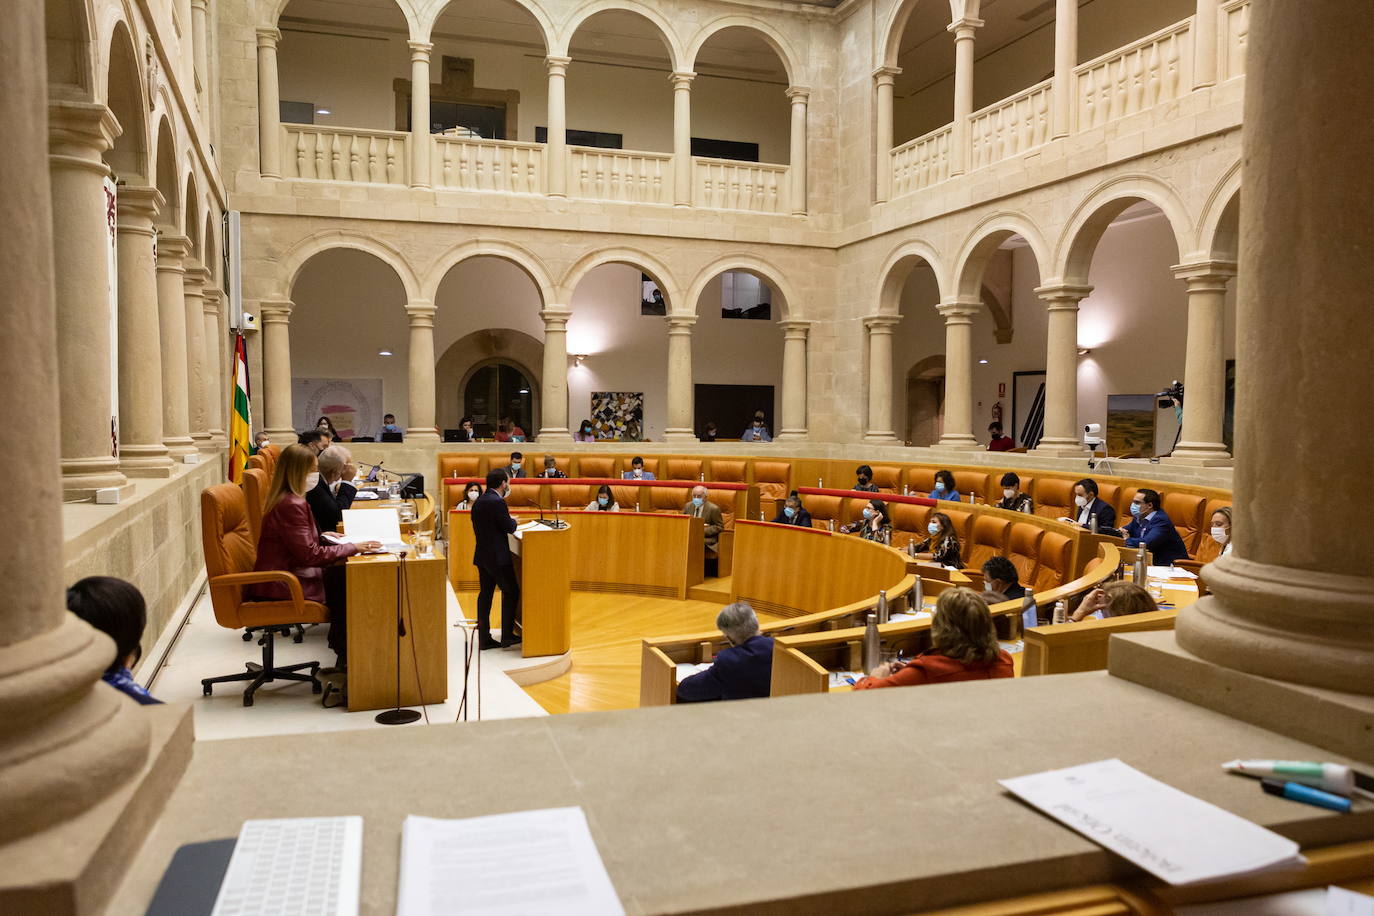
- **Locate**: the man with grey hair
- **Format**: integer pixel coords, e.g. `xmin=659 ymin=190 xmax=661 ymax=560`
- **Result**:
xmin=681 ymin=484 xmax=724 ymax=553
xmin=306 ymin=444 xmax=358 ymax=535
xmin=676 ymin=602 xmax=774 ymax=703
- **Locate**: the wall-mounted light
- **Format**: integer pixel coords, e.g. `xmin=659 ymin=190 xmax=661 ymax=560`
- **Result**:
xmin=378 ymin=348 xmax=393 ymax=357
xmin=315 ymin=108 xmax=331 ymax=116
xmin=1077 ymin=347 xmax=1093 ymax=357
xmin=572 ymin=354 xmax=588 ymax=368
xmin=978 ymin=359 xmax=989 ymax=365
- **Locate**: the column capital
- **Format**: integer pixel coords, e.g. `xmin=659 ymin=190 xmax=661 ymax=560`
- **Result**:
xmin=1034 ymin=283 xmax=1093 ymax=308
xmin=872 ymin=66 xmax=902 ymax=85
xmin=48 ymin=100 xmax=119 ymax=161
xmin=203 ymin=289 xmax=222 ymax=316
xmin=156 ymin=233 xmax=190 ymax=270
xmin=546 ymin=55 xmax=572 ymax=75
xmin=785 ymin=85 xmax=811 ymax=102
xmin=258 ymin=299 xmax=293 ymax=323
xmin=408 ymin=40 xmax=433 ymax=60
xmin=666 ymin=314 xmax=697 ymax=333
xmin=116 ymin=185 xmax=164 ymax=224
xmin=256 ymin=27 xmax=281 ymax=48
xmin=405 ymin=300 xmax=436 ymax=326
xmin=863 ymin=314 xmax=901 ymax=331
xmin=948 ymin=16 xmax=985 ymax=37
xmin=190 ymin=0 xmax=208 ymax=11
xmin=1172 ymin=259 xmax=1238 ymax=285
xmin=669 ymin=70 xmax=696 ymax=90
xmin=539 ymin=307 xmax=572 ymax=328
xmin=183 ymin=261 xmax=211 ymax=286
xmin=937 ymin=297 xmax=981 ymax=321
xmin=778 ymin=319 xmax=812 ymax=337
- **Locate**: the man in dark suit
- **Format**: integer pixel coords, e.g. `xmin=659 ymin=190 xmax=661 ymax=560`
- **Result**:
xmin=503 ymin=451 xmax=525 ymax=479
xmin=770 ymin=494 xmax=813 ymax=527
xmin=305 ymin=444 xmax=357 ymax=536
xmin=1061 ymin=477 xmax=1119 ymax=535
xmin=1123 ymin=488 xmax=1190 ymax=566
xmin=677 ymin=602 xmax=774 ymax=702
xmin=471 ymin=469 xmax=520 ymax=649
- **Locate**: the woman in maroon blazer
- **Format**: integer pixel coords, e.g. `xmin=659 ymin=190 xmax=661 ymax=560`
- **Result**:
xmin=254 ymin=444 xmax=378 ymax=667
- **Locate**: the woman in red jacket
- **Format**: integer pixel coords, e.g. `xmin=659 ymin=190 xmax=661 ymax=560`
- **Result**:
xmin=254 ymin=444 xmax=379 ymax=667
xmin=854 ymin=587 xmax=1013 ymax=689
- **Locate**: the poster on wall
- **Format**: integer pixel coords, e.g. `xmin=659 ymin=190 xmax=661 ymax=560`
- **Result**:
xmin=1106 ymin=394 xmax=1157 ymax=456
xmin=105 ymin=175 xmax=119 ymax=457
xmin=640 ymin=275 xmax=666 ymax=315
xmin=590 ymin=392 xmax=644 ymax=441
xmin=293 ymin=378 xmax=384 ymax=440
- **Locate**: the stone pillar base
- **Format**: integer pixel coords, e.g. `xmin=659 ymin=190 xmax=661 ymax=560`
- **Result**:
xmin=0 ymin=704 xmax=194 ymax=916
xmin=405 ymin=428 xmax=441 ymax=442
xmin=936 ymin=435 xmax=980 ymax=449
xmin=1030 ymin=440 xmax=1087 ymax=458
xmin=774 ymin=430 xmax=809 ymax=442
xmin=862 ymin=432 xmax=899 ymax=444
xmin=663 ymin=430 xmax=698 ymax=443
xmin=535 ymin=427 xmax=569 ymax=441
xmin=1109 ymin=629 xmax=1374 ymax=764
xmin=163 ymin=437 xmax=198 ymax=459
xmin=1163 ymin=443 xmax=1233 ymax=467
xmin=120 ymin=463 xmax=175 ymax=479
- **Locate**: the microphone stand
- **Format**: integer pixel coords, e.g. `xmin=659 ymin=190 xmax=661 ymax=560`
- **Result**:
xmin=376 ymin=549 xmax=421 ymax=725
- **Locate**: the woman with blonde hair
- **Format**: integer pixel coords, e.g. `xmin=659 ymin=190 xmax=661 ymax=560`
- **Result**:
xmin=854 ymin=588 xmax=1013 ymax=688
xmin=1070 ymin=580 xmax=1159 ymax=621
xmin=254 ymin=444 xmax=379 ymax=667
xmin=913 ymin=511 xmax=962 ymax=568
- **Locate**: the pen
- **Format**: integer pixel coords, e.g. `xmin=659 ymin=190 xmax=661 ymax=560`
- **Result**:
xmin=1223 ymin=759 xmax=1374 ymax=797
xmin=1261 ymin=778 xmax=1351 ymax=813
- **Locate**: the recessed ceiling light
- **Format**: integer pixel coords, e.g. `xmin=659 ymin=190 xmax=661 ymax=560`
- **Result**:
xmin=315 ymin=108 xmax=331 ymax=115
xmin=978 ymin=359 xmax=989 ymax=364
xmin=518 ymin=387 xmax=530 ymax=394
xmin=377 ymin=348 xmax=393 ymax=357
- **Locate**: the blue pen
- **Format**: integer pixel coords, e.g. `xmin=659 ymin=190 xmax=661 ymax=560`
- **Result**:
xmin=1261 ymin=778 xmax=1351 ymax=813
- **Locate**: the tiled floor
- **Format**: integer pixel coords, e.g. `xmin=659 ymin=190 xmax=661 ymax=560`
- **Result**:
xmin=150 ymin=584 xmax=547 ymax=741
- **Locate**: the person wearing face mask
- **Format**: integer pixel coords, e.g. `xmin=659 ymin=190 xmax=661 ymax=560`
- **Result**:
xmin=1202 ymin=506 xmax=1233 ymax=560
xmin=298 ymin=428 xmax=331 ymax=455
xmin=913 ymin=511 xmax=962 ymax=567
xmin=471 ymin=469 xmax=521 ymax=650
xmin=700 ymin=421 xmax=718 ymax=443
xmin=1059 ymin=478 xmax=1118 ymax=533
xmin=930 ymin=469 xmax=962 ymax=502
xmin=853 ymin=465 xmax=879 ymax=493
xmin=840 ymin=499 xmax=891 ymax=542
xmin=986 ymin=422 xmax=1015 ymax=451
xmin=995 ymin=472 xmax=1034 ymax=513
xmin=740 ymin=411 xmax=772 ymax=443
xmin=305 ymin=445 xmax=358 ymax=536
xmin=573 ymin=419 xmax=596 ymax=442
xmin=252 ymin=431 xmax=272 ymax=454
xmin=585 ymin=484 xmax=619 ymax=511
xmin=1121 ymin=488 xmax=1190 ymax=566
xmin=503 ymin=451 xmax=525 ymax=479
xmin=456 ymin=482 xmax=483 ymax=511
xmin=538 ymin=455 xmax=566 ymax=478
xmin=452 ymin=417 xmax=476 ymax=443
xmin=621 ymin=456 xmax=656 ymax=480
xmin=682 ymin=485 xmax=725 ymax=554
xmin=770 ymin=493 xmax=812 ymax=527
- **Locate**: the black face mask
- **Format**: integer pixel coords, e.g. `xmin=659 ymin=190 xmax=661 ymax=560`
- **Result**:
xmin=858 ymin=477 xmax=870 ymax=485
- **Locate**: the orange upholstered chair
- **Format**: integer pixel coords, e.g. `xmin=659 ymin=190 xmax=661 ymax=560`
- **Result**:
xmin=963 ymin=516 xmax=1012 ymax=571
xmin=1034 ymin=478 xmax=1074 ymax=519
xmin=199 ymin=484 xmax=327 ymax=706
xmin=803 ymin=493 xmax=844 ymax=530
xmin=1162 ymin=492 xmax=1208 ymax=555
xmin=576 ymin=456 xmax=617 ymax=478
xmin=241 ymin=467 xmax=269 ymax=544
xmin=708 ymin=459 xmax=747 ymax=483
xmin=245 ymin=453 xmax=268 ymax=474
xmin=887 ymin=502 xmax=931 ymax=551
xmin=1034 ymin=531 xmax=1074 ymax=591
xmin=753 ymin=461 xmax=792 ymax=518
xmin=906 ymin=467 xmax=937 ymax=497
xmin=870 ymin=465 xmax=903 ymax=494
xmin=440 ymin=455 xmax=483 ymax=480
xmin=665 ymin=458 xmax=703 ymax=481
xmin=1006 ymin=524 xmax=1044 ymax=587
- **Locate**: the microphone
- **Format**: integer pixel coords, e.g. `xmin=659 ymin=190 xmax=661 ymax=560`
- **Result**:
xmin=361 ymin=460 xmax=385 ymax=482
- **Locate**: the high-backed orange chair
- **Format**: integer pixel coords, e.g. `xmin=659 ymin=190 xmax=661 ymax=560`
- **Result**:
xmin=241 ymin=467 xmax=269 ymax=544
xmin=963 ymin=516 xmax=1012 ymax=572
xmin=199 ymin=484 xmax=328 ymax=706
xmin=576 ymin=456 xmax=616 ymax=478
xmin=245 ymin=453 xmax=268 ymax=474
xmin=665 ymin=458 xmax=702 ymax=481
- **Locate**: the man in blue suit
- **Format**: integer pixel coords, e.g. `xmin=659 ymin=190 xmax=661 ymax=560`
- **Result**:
xmin=1061 ymin=477 xmax=1119 ymax=535
xmin=1123 ymin=488 xmax=1190 ymax=566
xmin=471 ymin=469 xmax=520 ymax=649
xmin=677 ymin=602 xmax=774 ymax=702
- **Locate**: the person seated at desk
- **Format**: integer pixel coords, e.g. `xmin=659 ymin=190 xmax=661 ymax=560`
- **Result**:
xmin=1206 ymin=506 xmax=1233 ymax=558
xmin=1122 ymin=488 xmax=1190 ymax=566
xmin=1069 ymin=581 xmax=1158 ymax=622
xmin=676 ymin=602 xmax=774 ymax=703
xmin=493 ymin=422 xmax=512 ymax=443
xmin=315 ymin=416 xmax=340 ymax=442
xmin=983 ymin=556 xmax=1034 ymax=629
xmin=297 ymin=428 xmax=331 ymax=455
xmin=453 ymin=416 xmax=476 ymax=442
xmin=913 ymin=511 xmax=962 ymax=568
xmin=379 ymin=413 xmax=402 ymax=439
xmin=841 ymin=498 xmax=891 ymax=542
xmin=67 ymin=576 xmax=161 ymax=706
xmin=586 ymin=484 xmax=618 ymax=512
xmin=574 ymin=419 xmax=596 ymax=442
xmin=537 ymin=455 xmax=566 ymax=478
xmin=472 ymin=469 xmax=521 ymax=650
xmin=853 ymin=464 xmax=879 ymax=492
xmin=854 ymin=588 xmax=1013 ymax=689
xmin=622 ymin=456 xmax=655 ymax=480
xmin=1059 ymin=478 xmax=1118 ymax=533
xmin=986 ymin=421 xmax=1015 ymax=451
xmin=455 ymin=482 xmax=482 ymax=511
xmin=931 ymin=469 xmax=962 ymax=502
xmin=305 ymin=444 xmax=357 ymax=535
xmin=740 ymin=410 xmax=772 ymax=443
xmin=683 ymin=485 xmax=724 ymax=553
xmin=996 ymin=472 xmax=1033 ymax=513
xmin=253 ymin=444 xmax=380 ymax=668
xmin=700 ymin=421 xmax=718 ymax=442
xmin=503 ymin=451 xmax=525 ymax=478
xmin=501 ymin=415 xmax=527 ymax=442
xmin=771 ymin=494 xmax=812 ymax=527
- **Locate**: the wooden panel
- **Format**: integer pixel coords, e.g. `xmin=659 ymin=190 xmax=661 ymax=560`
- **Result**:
xmin=517 ymin=525 xmax=572 ymax=657
xmin=1021 ymin=609 xmax=1177 ymax=676
xmin=346 ymin=549 xmax=447 ymax=711
xmin=769 ymin=646 xmax=832 ymax=698
xmin=565 ymin=511 xmax=701 ymax=599
xmin=639 ymin=645 xmax=677 ymax=707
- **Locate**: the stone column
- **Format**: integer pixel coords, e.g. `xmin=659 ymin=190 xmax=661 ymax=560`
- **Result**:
xmin=863 ymin=315 xmax=900 ymax=443
xmin=115 ymin=186 xmax=173 ymax=476
xmin=539 ymin=308 xmax=571 ymax=439
xmin=256 ymin=27 xmax=281 ymax=179
xmin=1031 ymin=284 xmax=1092 ymax=455
xmin=1166 ymin=261 xmax=1235 ymax=465
xmin=191 ymin=0 xmax=209 ymax=111
xmin=183 ymin=261 xmax=213 ymax=450
xmin=776 ymin=320 xmax=810 ymax=441
xmin=409 ymin=41 xmax=432 ymax=189
xmin=949 ymin=17 xmax=983 ymax=176
xmin=873 ymin=67 xmax=899 ymax=203
xmin=404 ymin=300 xmax=439 ymax=441
xmin=937 ymin=298 xmax=980 ymax=448
xmin=786 ymin=86 xmax=809 ymax=216
xmin=156 ymin=234 xmax=197 ymax=458
xmin=259 ymin=300 xmax=295 ymax=441
xmin=1193 ymin=0 xmax=1220 ymax=89
xmin=671 ymin=71 xmax=694 ymax=207
xmin=1052 ymin=0 xmax=1077 ymax=137
xmin=1176 ymin=0 xmax=1374 ymax=694
xmin=203 ymin=287 xmax=227 ymax=444
xmin=664 ymin=315 xmax=697 ymax=442
xmin=49 ymin=101 xmax=129 ymax=498
xmin=545 ymin=56 xmax=570 ymax=198
xmin=0 ymin=0 xmax=149 ymax=845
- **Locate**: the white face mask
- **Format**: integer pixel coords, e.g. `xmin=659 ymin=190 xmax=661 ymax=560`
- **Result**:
xmin=304 ymin=472 xmax=320 ymax=491
xmin=1003 ymin=488 xmax=1016 ymax=499
xmin=1211 ymin=526 xmax=1229 ymax=545
xmin=1074 ymin=495 xmax=1088 ymax=508
xmin=927 ymin=522 xmax=940 ymax=535
xmin=511 ymin=462 xmax=521 ymax=471
xmin=633 ymin=469 xmax=642 ymax=478
xmin=467 ymin=490 xmax=479 ymax=503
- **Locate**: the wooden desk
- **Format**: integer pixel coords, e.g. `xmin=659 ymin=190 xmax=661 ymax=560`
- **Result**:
xmin=346 ymin=546 xmax=447 ymax=711
xmin=347 ymin=493 xmax=435 ymax=535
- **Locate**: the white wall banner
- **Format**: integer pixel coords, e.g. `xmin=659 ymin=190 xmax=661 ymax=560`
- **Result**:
xmin=293 ymin=377 xmax=384 ymax=440
xmin=104 ymin=175 xmax=119 ymax=457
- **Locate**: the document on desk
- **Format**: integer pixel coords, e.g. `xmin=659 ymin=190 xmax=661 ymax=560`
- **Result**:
xmin=396 ymin=808 xmax=624 ymax=916
xmin=999 ymin=758 xmax=1304 ymax=886
xmin=341 ymin=509 xmax=405 ymax=551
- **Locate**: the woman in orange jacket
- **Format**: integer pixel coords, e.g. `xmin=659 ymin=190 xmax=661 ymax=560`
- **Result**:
xmin=854 ymin=587 xmax=1013 ymax=689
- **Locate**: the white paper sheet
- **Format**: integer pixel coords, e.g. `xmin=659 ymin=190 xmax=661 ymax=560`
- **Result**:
xmin=675 ymin=662 xmax=711 ymax=683
xmin=341 ymin=508 xmax=405 ymax=551
xmin=1176 ymin=886 xmax=1374 ymax=916
xmin=999 ymin=758 xmax=1304 ymax=886
xmin=1329 ymin=887 xmax=1374 ymax=916
xmin=1149 ymin=565 xmax=1197 ymax=579
xmin=396 ymin=808 xmax=624 ymax=916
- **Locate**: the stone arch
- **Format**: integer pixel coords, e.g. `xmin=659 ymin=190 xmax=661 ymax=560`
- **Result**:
xmin=151 ymin=115 xmax=179 ymax=229
xmin=203 ymin=210 xmax=219 ymax=285
xmin=1196 ymin=161 xmax=1242 ymax=262
xmin=47 ymin=0 xmax=96 ymax=98
xmin=686 ymin=17 xmax=799 ymax=86
xmin=880 ymin=0 xmax=956 ymax=69
xmin=266 ymin=0 xmax=420 ymax=36
xmin=423 ymin=0 xmax=553 ymax=49
xmin=101 ymin=17 xmax=147 ymax=182
xmin=951 ymin=212 xmax=1051 ymax=300
xmin=1055 ymin=174 xmax=1194 ymax=284
xmin=182 ymin=169 xmax=200 ymax=256
xmin=437 ymin=331 xmax=544 ymax=431
xmin=278 ymin=230 xmax=422 ymax=302
xmin=876 ymin=239 xmax=947 ymax=317
xmin=555 ymin=1 xmax=687 ymax=70
xmin=558 ymin=247 xmax=679 ymax=312
xmin=422 ymin=240 xmax=555 ymax=306
xmin=684 ymin=255 xmax=798 ymax=321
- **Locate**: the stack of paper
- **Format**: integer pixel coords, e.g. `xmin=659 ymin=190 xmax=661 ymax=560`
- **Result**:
xmin=341 ymin=508 xmax=405 ymax=552
xmin=675 ymin=662 xmax=712 ymax=683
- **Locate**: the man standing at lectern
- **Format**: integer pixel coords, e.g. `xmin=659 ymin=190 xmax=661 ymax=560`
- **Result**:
xmin=472 ymin=469 xmax=521 ymax=650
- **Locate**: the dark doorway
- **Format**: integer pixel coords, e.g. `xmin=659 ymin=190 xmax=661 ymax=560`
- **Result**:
xmin=464 ymin=363 xmax=533 ymax=439
xmin=695 ymin=384 xmax=775 ymax=441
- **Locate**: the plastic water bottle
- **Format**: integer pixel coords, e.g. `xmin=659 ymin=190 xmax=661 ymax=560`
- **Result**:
xmin=817 ymin=477 xmax=823 ymax=488
xmin=828 ymin=519 xmax=834 ymax=532
xmin=863 ymin=614 xmax=880 ymax=674
xmin=1052 ymin=599 xmax=1068 ymax=625
xmin=759 ymin=509 xmax=765 ymax=521
xmin=876 ymin=590 xmax=890 ymax=624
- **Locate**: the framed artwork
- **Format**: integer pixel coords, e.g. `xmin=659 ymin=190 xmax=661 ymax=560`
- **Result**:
xmin=591 ymin=392 xmax=644 ymax=441
xmin=640 ymin=274 xmax=666 ymax=315
xmin=1106 ymin=394 xmax=1158 ymax=456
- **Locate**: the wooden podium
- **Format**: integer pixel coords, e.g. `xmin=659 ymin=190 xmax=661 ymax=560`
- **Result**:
xmin=346 ymin=548 xmax=447 ymax=712
xmin=513 ymin=523 xmax=572 ymax=657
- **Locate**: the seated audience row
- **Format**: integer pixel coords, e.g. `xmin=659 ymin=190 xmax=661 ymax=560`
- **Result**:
xmin=855 ymin=588 xmax=1014 ymax=689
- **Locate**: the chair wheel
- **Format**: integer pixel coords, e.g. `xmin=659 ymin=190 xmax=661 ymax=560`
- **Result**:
xmin=242 ymin=631 xmax=252 ymax=641
xmin=203 ymin=684 xmax=212 ymax=696
xmin=293 ymin=632 xmax=304 ymax=644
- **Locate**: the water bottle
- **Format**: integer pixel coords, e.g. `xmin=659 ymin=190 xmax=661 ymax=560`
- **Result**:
xmin=817 ymin=477 xmax=823 ymax=487
xmin=862 ymin=613 xmax=880 ymax=674
xmin=903 ymin=484 xmax=910 ymax=496
xmin=828 ymin=519 xmax=834 ymax=532
xmin=1052 ymin=599 xmax=1068 ymax=625
xmin=876 ymin=590 xmax=890 ymax=624
xmin=759 ymin=509 xmax=765 ymax=521
xmin=881 ymin=528 xmax=891 ymax=546
xmin=1133 ymin=545 xmax=1149 ymax=584
xmin=700 ymin=472 xmax=705 ymax=482
xmin=913 ymin=574 xmax=924 ymax=611
xmin=1090 ymin=512 xmax=1099 ymax=534
xmin=907 ymin=539 xmax=916 ymax=559
xmin=635 ymin=500 xmax=641 ymax=513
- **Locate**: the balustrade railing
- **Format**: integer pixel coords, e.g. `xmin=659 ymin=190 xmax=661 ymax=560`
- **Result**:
xmin=968 ymin=80 xmax=1053 ymax=171
xmin=1221 ymin=0 xmax=1251 ymax=82
xmin=281 ymin=125 xmax=408 ymax=185
xmin=891 ymin=125 xmax=951 ymax=198
xmin=1074 ymin=20 xmax=1192 ymax=131
xmin=433 ymin=137 xmax=544 ymax=194
xmin=693 ymin=158 xmax=788 ymax=213
xmin=568 ymin=147 xmax=672 ymax=205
